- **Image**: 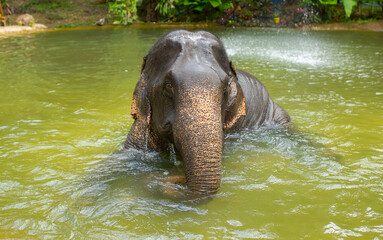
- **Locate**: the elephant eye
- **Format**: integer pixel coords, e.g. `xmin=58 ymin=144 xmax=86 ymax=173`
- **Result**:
xmin=163 ymin=81 xmax=174 ymax=98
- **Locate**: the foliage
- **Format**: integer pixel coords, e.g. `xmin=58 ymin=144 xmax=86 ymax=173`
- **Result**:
xmin=319 ymin=0 xmax=382 ymax=18
xmin=318 ymin=0 xmax=336 ymax=4
xmin=111 ymin=0 xmax=381 ymax=24
xmin=153 ymin=0 xmax=231 ymax=20
xmin=0 ymin=0 xmax=6 ymax=27
xmin=180 ymin=0 xmax=232 ymax=12
xmin=343 ymin=0 xmax=358 ymax=17
xmin=155 ymin=0 xmax=177 ymax=17
xmin=17 ymin=0 xmax=72 ymax=13
xmin=108 ymin=0 xmax=137 ymax=25
xmin=356 ymin=17 xmax=378 ymax=23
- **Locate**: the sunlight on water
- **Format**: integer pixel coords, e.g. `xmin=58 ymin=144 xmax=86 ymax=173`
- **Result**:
xmin=0 ymin=28 xmax=382 ymax=239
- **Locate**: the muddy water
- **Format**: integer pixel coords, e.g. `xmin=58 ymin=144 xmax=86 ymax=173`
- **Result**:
xmin=0 ymin=28 xmax=382 ymax=239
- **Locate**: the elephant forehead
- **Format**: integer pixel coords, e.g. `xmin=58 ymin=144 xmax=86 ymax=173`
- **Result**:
xmin=166 ymin=30 xmax=220 ymax=45
xmin=165 ymin=31 xmax=231 ymax=78
xmin=170 ymin=35 xmax=218 ymax=49
xmin=170 ymin=41 xmax=227 ymax=80
xmin=163 ymin=31 xmax=223 ymax=61
xmin=145 ymin=30 xmax=230 ymax=84
xmin=167 ymin=58 xmax=227 ymax=92
xmin=146 ymin=35 xmax=219 ymax=71
xmin=165 ymin=38 xmax=217 ymax=62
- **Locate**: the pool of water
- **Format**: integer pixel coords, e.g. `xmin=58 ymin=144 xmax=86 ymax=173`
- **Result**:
xmin=0 ymin=27 xmax=382 ymax=239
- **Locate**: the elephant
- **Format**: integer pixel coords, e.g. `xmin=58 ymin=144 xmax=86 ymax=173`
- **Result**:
xmin=124 ymin=30 xmax=292 ymax=196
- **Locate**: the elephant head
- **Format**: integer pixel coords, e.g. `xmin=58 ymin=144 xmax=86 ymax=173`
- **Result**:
xmin=129 ymin=30 xmax=246 ymax=195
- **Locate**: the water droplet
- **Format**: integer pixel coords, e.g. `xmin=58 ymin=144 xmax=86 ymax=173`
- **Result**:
xmin=168 ymin=144 xmax=180 ymax=166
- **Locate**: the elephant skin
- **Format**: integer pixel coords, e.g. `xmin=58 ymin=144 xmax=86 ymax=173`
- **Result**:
xmin=124 ymin=30 xmax=292 ymax=196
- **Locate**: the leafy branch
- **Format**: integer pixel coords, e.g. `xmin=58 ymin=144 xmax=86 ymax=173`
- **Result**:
xmin=108 ymin=0 xmax=137 ymax=25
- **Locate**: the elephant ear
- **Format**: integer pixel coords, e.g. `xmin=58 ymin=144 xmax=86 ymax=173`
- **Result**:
xmin=131 ymin=56 xmax=151 ymax=125
xmin=224 ymin=62 xmax=246 ymax=130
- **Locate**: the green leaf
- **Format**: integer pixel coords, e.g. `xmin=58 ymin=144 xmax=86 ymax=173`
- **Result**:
xmin=193 ymin=5 xmax=205 ymax=11
xmin=209 ymin=0 xmax=222 ymax=8
xmin=343 ymin=0 xmax=357 ymax=17
xmin=220 ymin=2 xmax=233 ymax=10
xmin=183 ymin=0 xmax=197 ymax=5
xmin=319 ymin=0 xmax=337 ymax=4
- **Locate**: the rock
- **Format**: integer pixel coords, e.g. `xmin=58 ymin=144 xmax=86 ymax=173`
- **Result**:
xmin=0 ymin=24 xmax=48 ymax=35
xmin=15 ymin=14 xmax=35 ymax=26
xmin=33 ymin=24 xmax=48 ymax=29
xmin=0 ymin=26 xmax=33 ymax=34
xmin=95 ymin=17 xmax=107 ymax=26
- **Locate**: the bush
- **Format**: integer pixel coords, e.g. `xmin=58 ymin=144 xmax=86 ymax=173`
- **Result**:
xmin=108 ymin=0 xmax=137 ymax=24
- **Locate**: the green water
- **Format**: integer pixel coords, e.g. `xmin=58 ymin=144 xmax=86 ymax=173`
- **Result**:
xmin=0 ymin=27 xmax=382 ymax=239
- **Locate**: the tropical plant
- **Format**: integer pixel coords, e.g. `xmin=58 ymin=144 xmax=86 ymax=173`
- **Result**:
xmin=319 ymin=0 xmax=358 ymax=17
xmin=155 ymin=0 xmax=233 ymax=22
xmin=156 ymin=0 xmax=177 ymax=17
xmin=108 ymin=0 xmax=137 ymax=24
xmin=0 ymin=0 xmax=6 ymax=26
xmin=185 ymin=0 xmax=232 ymax=12
xmin=344 ymin=0 xmax=358 ymax=17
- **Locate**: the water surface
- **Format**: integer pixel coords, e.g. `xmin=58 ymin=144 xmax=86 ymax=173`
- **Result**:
xmin=0 ymin=27 xmax=382 ymax=239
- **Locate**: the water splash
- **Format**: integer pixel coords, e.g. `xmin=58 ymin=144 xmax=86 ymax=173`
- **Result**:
xmin=221 ymin=30 xmax=331 ymax=67
xmin=168 ymin=143 xmax=181 ymax=167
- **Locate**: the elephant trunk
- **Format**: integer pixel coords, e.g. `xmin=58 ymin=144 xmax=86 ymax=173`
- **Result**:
xmin=173 ymin=87 xmax=223 ymax=195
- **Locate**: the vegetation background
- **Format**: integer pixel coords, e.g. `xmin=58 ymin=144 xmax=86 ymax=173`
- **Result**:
xmin=0 ymin=0 xmax=382 ymax=28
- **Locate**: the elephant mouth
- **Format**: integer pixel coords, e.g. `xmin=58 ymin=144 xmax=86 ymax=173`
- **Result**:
xmin=153 ymin=122 xmax=174 ymax=145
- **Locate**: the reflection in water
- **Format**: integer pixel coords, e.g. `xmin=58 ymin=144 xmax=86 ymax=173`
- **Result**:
xmin=0 ymin=28 xmax=382 ymax=239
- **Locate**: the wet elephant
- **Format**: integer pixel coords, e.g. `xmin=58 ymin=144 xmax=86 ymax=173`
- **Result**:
xmin=124 ymin=30 xmax=292 ymax=196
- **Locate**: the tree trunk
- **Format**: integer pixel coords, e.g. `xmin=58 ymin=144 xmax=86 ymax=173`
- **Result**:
xmin=146 ymin=0 xmax=159 ymax=22
xmin=0 ymin=1 xmax=6 ymax=26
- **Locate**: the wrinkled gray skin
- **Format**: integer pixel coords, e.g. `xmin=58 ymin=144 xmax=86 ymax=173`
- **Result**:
xmin=124 ymin=30 xmax=292 ymax=196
